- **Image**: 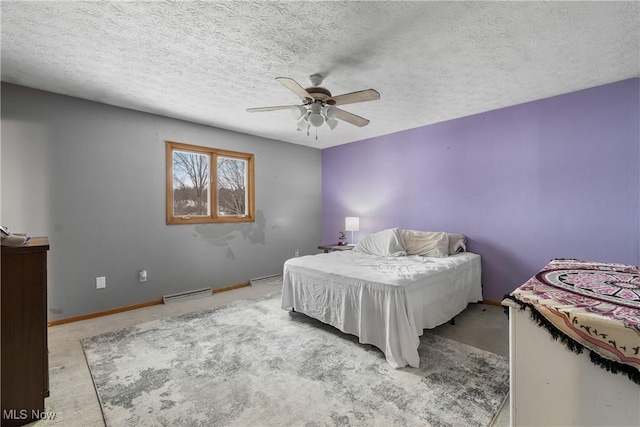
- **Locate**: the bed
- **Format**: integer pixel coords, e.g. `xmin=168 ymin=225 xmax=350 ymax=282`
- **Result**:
xmin=281 ymin=228 xmax=483 ymax=368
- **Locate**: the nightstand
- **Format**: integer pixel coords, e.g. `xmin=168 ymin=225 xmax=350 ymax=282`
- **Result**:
xmin=318 ymin=244 xmax=354 ymax=253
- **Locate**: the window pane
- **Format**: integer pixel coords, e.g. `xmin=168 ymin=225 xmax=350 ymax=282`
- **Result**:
xmin=166 ymin=140 xmax=254 ymax=224
xmin=172 ymin=150 xmax=210 ymax=217
xmin=217 ymin=156 xmax=247 ymax=217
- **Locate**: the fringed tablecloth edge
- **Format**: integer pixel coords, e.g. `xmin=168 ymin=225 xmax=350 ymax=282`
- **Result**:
xmin=502 ymin=294 xmax=640 ymax=386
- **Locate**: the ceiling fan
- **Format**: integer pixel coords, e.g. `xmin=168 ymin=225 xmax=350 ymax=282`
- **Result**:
xmin=246 ymin=74 xmax=380 ymax=136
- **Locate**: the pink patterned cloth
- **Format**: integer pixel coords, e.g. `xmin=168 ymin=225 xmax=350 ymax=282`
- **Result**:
xmin=509 ymin=259 xmax=640 ymax=376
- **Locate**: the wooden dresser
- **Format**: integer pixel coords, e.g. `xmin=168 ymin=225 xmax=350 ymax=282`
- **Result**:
xmin=1 ymin=237 xmax=50 ymax=426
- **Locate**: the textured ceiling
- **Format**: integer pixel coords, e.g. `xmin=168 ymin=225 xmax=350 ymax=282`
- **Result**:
xmin=1 ymin=1 xmax=639 ymax=149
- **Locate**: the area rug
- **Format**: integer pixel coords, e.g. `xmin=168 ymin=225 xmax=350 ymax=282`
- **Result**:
xmin=81 ymin=292 xmax=509 ymax=427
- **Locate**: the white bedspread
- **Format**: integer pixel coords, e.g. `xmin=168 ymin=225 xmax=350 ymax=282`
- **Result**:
xmin=281 ymin=251 xmax=483 ymax=368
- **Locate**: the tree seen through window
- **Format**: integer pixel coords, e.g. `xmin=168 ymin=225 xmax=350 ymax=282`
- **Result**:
xmin=166 ymin=141 xmax=254 ymax=224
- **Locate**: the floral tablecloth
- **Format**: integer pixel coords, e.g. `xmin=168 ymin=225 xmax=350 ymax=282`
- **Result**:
xmin=504 ymin=259 xmax=640 ymax=385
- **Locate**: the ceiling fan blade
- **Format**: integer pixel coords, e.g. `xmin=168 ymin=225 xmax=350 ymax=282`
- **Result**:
xmin=246 ymin=105 xmax=296 ymax=113
xmin=276 ymin=77 xmax=314 ymax=102
xmin=328 ymin=89 xmax=380 ymax=106
xmin=335 ymin=108 xmax=370 ymax=127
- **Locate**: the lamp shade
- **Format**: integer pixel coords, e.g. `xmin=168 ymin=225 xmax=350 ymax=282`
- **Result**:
xmin=326 ymin=118 xmax=338 ymax=130
xmin=345 ymin=217 xmax=360 ymax=232
xmin=296 ymin=116 xmax=308 ymax=131
xmin=324 ymin=105 xmax=338 ymax=120
xmin=309 ymin=112 xmax=324 ymax=127
xmin=290 ymin=105 xmax=306 ymax=120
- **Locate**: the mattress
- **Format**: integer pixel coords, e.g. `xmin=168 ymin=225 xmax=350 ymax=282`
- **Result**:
xmin=281 ymin=251 xmax=483 ymax=368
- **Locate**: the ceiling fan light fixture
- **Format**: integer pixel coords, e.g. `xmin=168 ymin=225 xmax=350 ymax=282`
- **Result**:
xmin=326 ymin=118 xmax=339 ymax=130
xmin=324 ymin=105 xmax=337 ymax=120
xmin=309 ymin=112 xmax=324 ymax=127
xmin=296 ymin=116 xmax=308 ymax=131
xmin=290 ymin=105 xmax=306 ymax=120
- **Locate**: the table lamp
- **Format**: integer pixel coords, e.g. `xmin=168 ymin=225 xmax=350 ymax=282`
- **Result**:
xmin=345 ymin=217 xmax=360 ymax=246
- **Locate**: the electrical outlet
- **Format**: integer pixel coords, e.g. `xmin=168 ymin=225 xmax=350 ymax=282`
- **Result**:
xmin=96 ymin=276 xmax=106 ymax=289
xmin=294 ymin=250 xmax=300 ymax=257
xmin=139 ymin=270 xmax=147 ymax=282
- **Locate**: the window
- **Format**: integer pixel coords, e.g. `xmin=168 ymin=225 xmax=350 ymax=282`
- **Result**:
xmin=166 ymin=141 xmax=254 ymax=224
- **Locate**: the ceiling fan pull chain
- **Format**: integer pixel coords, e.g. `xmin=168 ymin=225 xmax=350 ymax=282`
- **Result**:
xmin=316 ymin=127 xmax=318 ymax=140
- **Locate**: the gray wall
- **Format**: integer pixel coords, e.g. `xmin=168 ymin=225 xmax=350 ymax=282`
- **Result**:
xmin=1 ymin=83 xmax=322 ymax=321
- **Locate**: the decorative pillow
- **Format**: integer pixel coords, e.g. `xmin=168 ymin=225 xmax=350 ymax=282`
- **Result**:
xmin=400 ymin=230 xmax=449 ymax=257
xmin=353 ymin=228 xmax=407 ymax=257
xmin=446 ymin=233 xmax=467 ymax=254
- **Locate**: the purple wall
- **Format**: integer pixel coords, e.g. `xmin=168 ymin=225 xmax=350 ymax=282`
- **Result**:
xmin=322 ymin=78 xmax=640 ymax=302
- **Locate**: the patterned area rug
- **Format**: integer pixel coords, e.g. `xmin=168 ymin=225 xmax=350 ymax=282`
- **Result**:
xmin=81 ymin=293 xmax=509 ymax=426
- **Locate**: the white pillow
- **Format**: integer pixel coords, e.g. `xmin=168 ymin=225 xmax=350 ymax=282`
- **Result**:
xmin=353 ymin=228 xmax=407 ymax=257
xmin=446 ymin=233 xmax=467 ymax=254
xmin=400 ymin=230 xmax=449 ymax=257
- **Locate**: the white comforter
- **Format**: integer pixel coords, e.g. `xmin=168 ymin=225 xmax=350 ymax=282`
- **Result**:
xmin=281 ymin=251 xmax=482 ymax=368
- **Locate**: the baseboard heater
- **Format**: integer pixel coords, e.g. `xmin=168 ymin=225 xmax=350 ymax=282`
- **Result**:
xmin=249 ymin=274 xmax=282 ymax=286
xmin=163 ymin=287 xmax=212 ymax=304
